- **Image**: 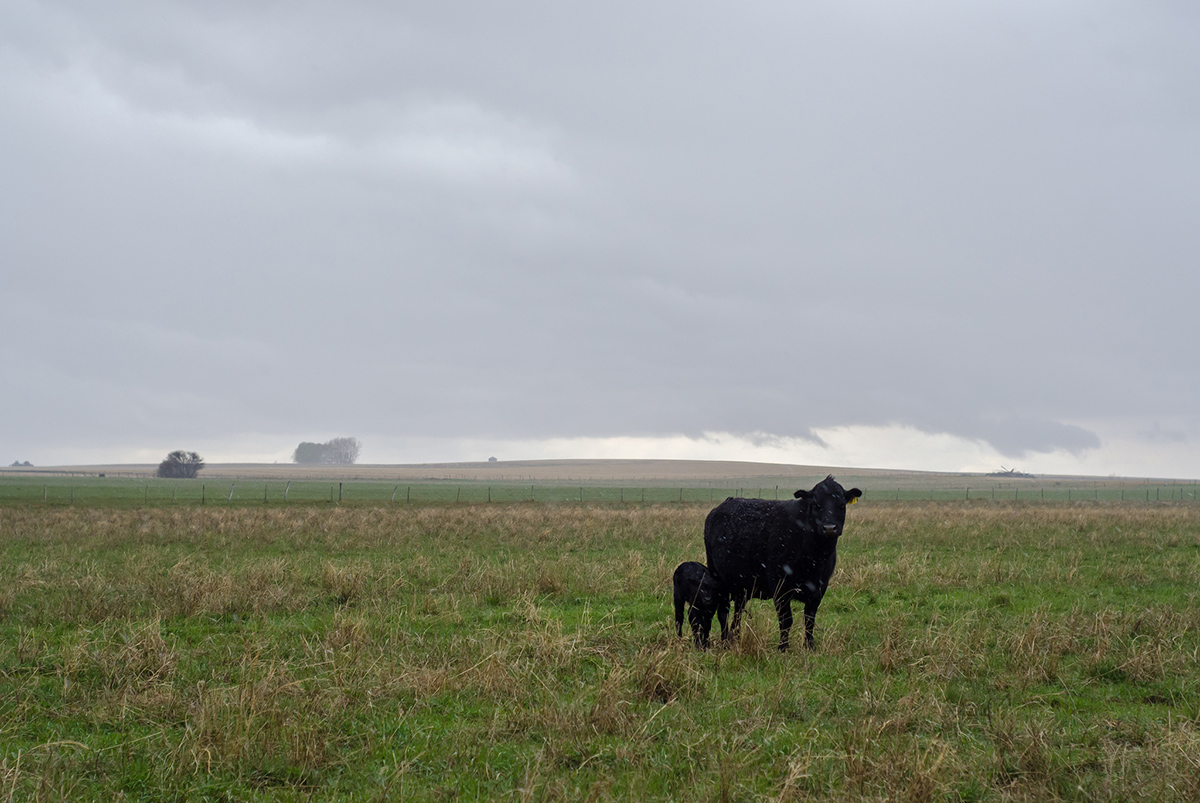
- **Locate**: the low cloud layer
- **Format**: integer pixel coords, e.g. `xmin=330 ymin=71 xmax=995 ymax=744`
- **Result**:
xmin=3 ymin=1 xmax=1198 ymax=475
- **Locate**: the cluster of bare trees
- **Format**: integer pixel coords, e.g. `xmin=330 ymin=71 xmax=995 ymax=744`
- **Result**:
xmin=157 ymin=450 xmax=205 ymax=478
xmin=292 ymin=437 xmax=361 ymax=465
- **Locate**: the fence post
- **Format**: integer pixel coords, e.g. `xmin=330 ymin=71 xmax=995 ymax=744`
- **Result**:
xmin=407 ymin=486 xmax=411 ymax=503
xmin=228 ymin=484 xmax=236 ymax=503
xmin=391 ymin=485 xmax=398 ymax=502
xmin=284 ymin=481 xmax=290 ymax=502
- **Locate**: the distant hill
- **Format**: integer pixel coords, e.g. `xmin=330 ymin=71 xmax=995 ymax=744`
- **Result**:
xmin=0 ymin=458 xmax=1168 ymax=490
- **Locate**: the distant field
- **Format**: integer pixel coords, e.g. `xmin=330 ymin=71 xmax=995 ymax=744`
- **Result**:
xmin=3 ymin=458 xmax=916 ymax=485
xmin=2 ymin=459 xmax=1197 ymax=506
xmin=6 ymin=457 xmax=1192 ymax=485
xmin=1 ymin=501 xmax=1198 ymax=800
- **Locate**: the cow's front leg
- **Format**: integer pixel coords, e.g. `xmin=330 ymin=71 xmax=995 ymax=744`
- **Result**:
xmin=802 ymin=598 xmax=820 ymax=649
xmin=774 ymin=597 xmax=793 ymax=652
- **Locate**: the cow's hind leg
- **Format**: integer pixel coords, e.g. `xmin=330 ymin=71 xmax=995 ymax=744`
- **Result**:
xmin=674 ymin=594 xmax=685 ymax=638
xmin=774 ymin=598 xmax=794 ymax=652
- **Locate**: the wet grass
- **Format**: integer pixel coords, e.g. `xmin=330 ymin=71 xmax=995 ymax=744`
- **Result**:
xmin=1 ymin=502 xmax=1199 ymax=800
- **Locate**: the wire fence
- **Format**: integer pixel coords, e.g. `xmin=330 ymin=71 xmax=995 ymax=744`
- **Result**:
xmin=1 ymin=478 xmax=1197 ymax=508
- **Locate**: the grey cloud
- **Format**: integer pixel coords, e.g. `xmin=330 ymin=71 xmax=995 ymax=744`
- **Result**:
xmin=1138 ymin=422 xmax=1188 ymax=445
xmin=966 ymin=418 xmax=1102 ymax=459
xmin=2 ymin=1 xmax=1199 ymax=465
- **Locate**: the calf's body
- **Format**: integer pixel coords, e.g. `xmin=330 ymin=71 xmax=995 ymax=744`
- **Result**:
xmin=672 ymin=561 xmax=728 ymax=649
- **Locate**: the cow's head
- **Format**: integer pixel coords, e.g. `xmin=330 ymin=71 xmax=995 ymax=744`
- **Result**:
xmin=794 ymin=475 xmax=862 ymax=536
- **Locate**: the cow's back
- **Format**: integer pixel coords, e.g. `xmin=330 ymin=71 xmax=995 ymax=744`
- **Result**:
xmin=704 ymin=497 xmax=791 ymax=593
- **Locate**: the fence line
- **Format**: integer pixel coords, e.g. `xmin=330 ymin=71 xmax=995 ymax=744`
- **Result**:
xmin=0 ymin=478 xmax=1197 ymax=507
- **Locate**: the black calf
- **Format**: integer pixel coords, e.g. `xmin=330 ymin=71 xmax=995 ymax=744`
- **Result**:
xmin=672 ymin=561 xmax=729 ymax=649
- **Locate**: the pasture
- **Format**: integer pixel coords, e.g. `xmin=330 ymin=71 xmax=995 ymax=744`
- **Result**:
xmin=1 ymin=468 xmax=1196 ymax=507
xmin=1 ymin=499 xmax=1199 ymax=801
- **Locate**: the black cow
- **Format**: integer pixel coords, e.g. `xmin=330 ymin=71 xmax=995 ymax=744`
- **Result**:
xmin=672 ymin=561 xmax=729 ymax=649
xmin=704 ymin=475 xmax=862 ymax=651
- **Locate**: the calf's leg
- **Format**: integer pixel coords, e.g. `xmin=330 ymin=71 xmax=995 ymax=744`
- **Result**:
xmin=689 ymin=607 xmax=713 ymax=649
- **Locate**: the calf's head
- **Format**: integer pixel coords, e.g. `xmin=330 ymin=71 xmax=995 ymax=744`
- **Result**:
xmin=693 ymin=574 xmax=721 ymax=611
xmin=793 ymin=475 xmax=862 ymax=536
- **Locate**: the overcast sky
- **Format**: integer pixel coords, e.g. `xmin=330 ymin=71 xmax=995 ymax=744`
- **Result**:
xmin=3 ymin=1 xmax=1198 ymax=477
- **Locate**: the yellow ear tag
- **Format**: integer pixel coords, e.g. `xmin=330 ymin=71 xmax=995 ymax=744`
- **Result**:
xmin=849 ymin=497 xmax=858 ymax=504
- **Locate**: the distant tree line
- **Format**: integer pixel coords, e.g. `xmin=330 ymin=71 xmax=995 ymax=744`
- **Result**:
xmin=293 ymin=437 xmax=361 ymax=465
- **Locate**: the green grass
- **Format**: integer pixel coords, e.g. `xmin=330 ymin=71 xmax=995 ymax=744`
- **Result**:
xmin=1 ymin=502 xmax=1199 ymax=800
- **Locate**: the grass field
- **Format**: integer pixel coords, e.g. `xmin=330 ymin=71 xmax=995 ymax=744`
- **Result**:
xmin=1 ymin=499 xmax=1199 ymax=801
xmin=2 ymin=470 xmax=1197 ymax=507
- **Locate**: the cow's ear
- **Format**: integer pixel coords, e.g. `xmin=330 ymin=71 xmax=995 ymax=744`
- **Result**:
xmin=793 ymin=489 xmax=810 ymax=500
xmin=845 ymin=488 xmax=863 ymax=504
